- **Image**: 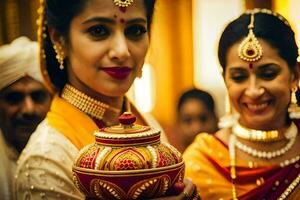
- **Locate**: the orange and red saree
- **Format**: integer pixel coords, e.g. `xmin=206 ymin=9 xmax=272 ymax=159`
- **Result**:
xmin=183 ymin=133 xmax=300 ymax=200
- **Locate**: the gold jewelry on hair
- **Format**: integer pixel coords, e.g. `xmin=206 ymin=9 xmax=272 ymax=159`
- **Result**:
xmin=37 ymin=0 xmax=46 ymax=41
xmin=113 ymin=0 xmax=133 ymax=7
xmin=61 ymin=84 xmax=121 ymax=120
xmin=245 ymin=8 xmax=290 ymax=27
xmin=37 ymin=0 xmax=55 ymax=93
xmin=238 ymin=12 xmax=263 ymax=62
xmin=53 ymin=44 xmax=65 ymax=70
xmin=37 ymin=0 xmax=57 ymax=93
xmin=232 ymin=121 xmax=296 ymax=142
xmin=288 ymin=87 xmax=300 ymax=119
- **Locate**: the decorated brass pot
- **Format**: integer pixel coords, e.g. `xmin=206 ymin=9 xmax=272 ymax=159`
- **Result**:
xmin=72 ymin=113 xmax=185 ymax=199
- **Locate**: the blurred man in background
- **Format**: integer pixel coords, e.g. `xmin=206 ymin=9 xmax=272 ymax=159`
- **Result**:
xmin=0 ymin=37 xmax=51 ymax=199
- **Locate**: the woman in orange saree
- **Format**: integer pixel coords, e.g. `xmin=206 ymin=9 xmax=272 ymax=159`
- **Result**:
xmin=14 ymin=0 xmax=177 ymax=199
xmin=184 ymin=9 xmax=300 ymax=200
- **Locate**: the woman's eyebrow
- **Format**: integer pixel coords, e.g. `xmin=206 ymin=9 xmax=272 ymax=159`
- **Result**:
xmin=82 ymin=17 xmax=115 ymax=25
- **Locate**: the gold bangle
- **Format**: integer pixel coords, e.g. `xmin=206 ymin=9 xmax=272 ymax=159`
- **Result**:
xmin=193 ymin=193 xmax=201 ymax=200
xmin=183 ymin=191 xmax=190 ymax=200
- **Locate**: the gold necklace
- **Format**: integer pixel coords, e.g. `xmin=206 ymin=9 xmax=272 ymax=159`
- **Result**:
xmin=232 ymin=122 xmax=296 ymax=142
xmin=233 ymin=123 xmax=279 ymax=142
xmin=61 ymin=84 xmax=121 ymax=120
xmin=229 ymin=134 xmax=238 ymax=200
xmin=229 ymin=134 xmax=300 ymax=200
xmin=233 ymin=122 xmax=298 ymax=159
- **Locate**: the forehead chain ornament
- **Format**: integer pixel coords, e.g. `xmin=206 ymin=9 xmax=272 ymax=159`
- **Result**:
xmin=238 ymin=12 xmax=263 ymax=62
xmin=113 ymin=0 xmax=134 ymax=7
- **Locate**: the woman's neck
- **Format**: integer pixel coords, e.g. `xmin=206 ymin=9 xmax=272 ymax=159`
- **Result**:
xmin=61 ymin=83 xmax=125 ymax=126
xmin=238 ymin=115 xmax=290 ymax=137
xmin=71 ymin=84 xmax=123 ymax=109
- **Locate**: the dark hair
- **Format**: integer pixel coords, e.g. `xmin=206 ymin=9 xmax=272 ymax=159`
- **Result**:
xmin=218 ymin=11 xmax=299 ymax=73
xmin=177 ymin=88 xmax=216 ymax=113
xmin=43 ymin=0 xmax=156 ymax=91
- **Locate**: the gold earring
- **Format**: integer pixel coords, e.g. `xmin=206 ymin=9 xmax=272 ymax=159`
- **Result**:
xmin=137 ymin=69 xmax=143 ymax=78
xmin=288 ymin=87 xmax=300 ymax=119
xmin=218 ymin=96 xmax=239 ymax=128
xmin=53 ymin=44 xmax=65 ymax=70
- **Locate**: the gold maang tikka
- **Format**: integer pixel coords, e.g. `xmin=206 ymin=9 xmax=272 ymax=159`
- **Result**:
xmin=238 ymin=12 xmax=263 ymax=62
xmin=113 ymin=0 xmax=134 ymax=7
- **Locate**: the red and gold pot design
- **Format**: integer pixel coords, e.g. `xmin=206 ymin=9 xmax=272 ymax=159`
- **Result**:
xmin=72 ymin=113 xmax=185 ymax=199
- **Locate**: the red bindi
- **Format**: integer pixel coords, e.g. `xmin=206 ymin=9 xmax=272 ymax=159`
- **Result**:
xmin=249 ymin=63 xmax=253 ymax=70
xmin=114 ymin=14 xmax=117 ymax=18
xmin=120 ymin=18 xmax=125 ymax=23
xmin=119 ymin=7 xmax=126 ymax=13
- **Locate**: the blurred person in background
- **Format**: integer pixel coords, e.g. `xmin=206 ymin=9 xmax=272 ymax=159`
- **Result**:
xmin=0 ymin=37 xmax=52 ymax=199
xmin=174 ymin=88 xmax=218 ymax=152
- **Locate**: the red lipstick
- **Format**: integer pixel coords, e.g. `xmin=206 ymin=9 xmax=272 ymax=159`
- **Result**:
xmin=101 ymin=67 xmax=132 ymax=80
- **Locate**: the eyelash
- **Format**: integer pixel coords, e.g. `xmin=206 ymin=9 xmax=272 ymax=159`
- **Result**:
xmin=87 ymin=25 xmax=147 ymax=40
xmin=125 ymin=25 xmax=147 ymax=40
xmin=230 ymin=73 xmax=248 ymax=82
xmin=230 ymin=70 xmax=279 ymax=82
xmin=258 ymin=71 xmax=278 ymax=80
xmin=87 ymin=25 xmax=109 ymax=39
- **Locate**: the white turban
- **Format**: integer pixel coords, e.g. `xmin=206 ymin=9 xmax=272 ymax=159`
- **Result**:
xmin=0 ymin=37 xmax=43 ymax=91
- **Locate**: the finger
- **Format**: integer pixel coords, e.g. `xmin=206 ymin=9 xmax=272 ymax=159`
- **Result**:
xmin=173 ymin=182 xmax=185 ymax=194
xmin=182 ymin=178 xmax=196 ymax=200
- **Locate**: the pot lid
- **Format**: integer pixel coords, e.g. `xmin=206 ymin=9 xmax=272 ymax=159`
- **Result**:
xmin=94 ymin=112 xmax=160 ymax=140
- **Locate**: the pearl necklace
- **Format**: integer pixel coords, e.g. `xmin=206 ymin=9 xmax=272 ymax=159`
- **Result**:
xmin=229 ymin=133 xmax=300 ymax=200
xmin=233 ymin=122 xmax=298 ymax=159
xmin=235 ymin=137 xmax=296 ymax=159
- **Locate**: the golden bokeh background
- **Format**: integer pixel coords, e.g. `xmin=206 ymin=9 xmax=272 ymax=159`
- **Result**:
xmin=1 ymin=0 xmax=299 ymax=129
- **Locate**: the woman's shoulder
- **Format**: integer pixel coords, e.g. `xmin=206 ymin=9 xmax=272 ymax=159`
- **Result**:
xmin=17 ymin=120 xmax=79 ymax=167
xmin=190 ymin=129 xmax=230 ymax=149
xmin=214 ymin=128 xmax=231 ymax=145
xmin=15 ymin=120 xmax=83 ymax=199
xmin=27 ymin=120 xmax=76 ymax=149
xmin=183 ymin=129 xmax=230 ymax=161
